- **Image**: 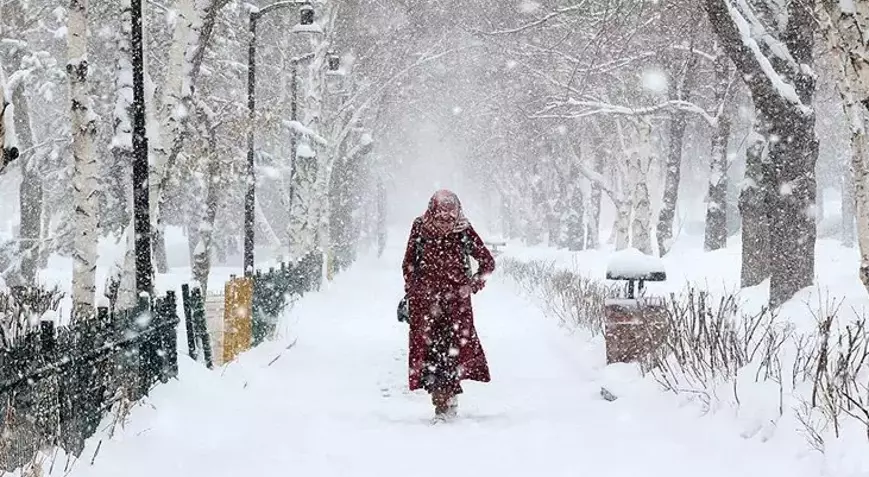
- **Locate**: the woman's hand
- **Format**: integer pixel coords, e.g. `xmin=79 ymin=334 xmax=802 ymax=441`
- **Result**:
xmin=471 ymin=275 xmax=486 ymax=293
xmin=460 ymin=275 xmax=485 ymax=298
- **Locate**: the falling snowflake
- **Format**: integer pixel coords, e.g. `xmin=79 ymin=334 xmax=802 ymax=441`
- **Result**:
xmin=518 ymin=0 xmax=541 ymax=13
xmin=641 ymin=68 xmax=668 ymax=94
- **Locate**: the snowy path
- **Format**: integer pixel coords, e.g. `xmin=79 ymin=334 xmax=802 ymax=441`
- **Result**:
xmin=67 ymin=251 xmax=819 ymax=477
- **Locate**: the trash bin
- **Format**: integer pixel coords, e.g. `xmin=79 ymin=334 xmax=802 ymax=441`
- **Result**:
xmin=604 ymin=248 xmax=668 ymax=364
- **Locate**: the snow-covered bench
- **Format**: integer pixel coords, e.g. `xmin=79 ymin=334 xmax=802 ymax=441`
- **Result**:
xmin=484 ymin=240 xmax=506 ymax=255
xmin=605 ymin=248 xmax=666 ymax=299
xmin=603 ymin=248 xmax=667 ymax=365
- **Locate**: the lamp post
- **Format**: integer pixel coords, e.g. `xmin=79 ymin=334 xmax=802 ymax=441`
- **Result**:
xmin=131 ymin=0 xmax=153 ymax=296
xmin=245 ymin=0 xmax=319 ymax=276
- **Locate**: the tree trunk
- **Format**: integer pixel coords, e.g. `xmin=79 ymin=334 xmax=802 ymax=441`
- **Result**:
xmin=843 ymin=154 xmax=856 ymax=248
xmin=825 ymin=14 xmax=868 ymax=286
xmin=739 ymin=132 xmax=770 ymax=288
xmin=614 ymin=200 xmax=631 ymax=251
xmin=586 ymin=154 xmax=602 ymax=249
xmin=657 ymin=80 xmax=691 ymax=255
xmin=151 ymin=0 xmax=227 ymax=274
xmin=192 ymin=122 xmax=220 ymax=296
xmin=705 ymin=51 xmax=731 ymax=251
xmin=704 ymin=0 xmax=818 ymax=306
xmin=705 ymin=115 xmax=730 ymax=250
xmin=68 ymin=0 xmax=99 ymax=321
xmin=13 ymin=77 xmax=40 ymax=286
xmin=565 ymin=165 xmax=585 ymax=251
xmin=111 ymin=0 xmax=137 ymax=309
xmin=766 ymin=112 xmax=818 ymax=306
xmin=630 ymin=121 xmax=653 ymax=255
xmin=855 ymin=114 xmax=869 ymax=290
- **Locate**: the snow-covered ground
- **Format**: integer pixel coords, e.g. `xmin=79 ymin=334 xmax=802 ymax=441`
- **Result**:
xmin=31 ymin=233 xmax=863 ymax=477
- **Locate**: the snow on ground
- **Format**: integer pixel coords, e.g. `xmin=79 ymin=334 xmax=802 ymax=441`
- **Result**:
xmin=47 ymin=235 xmax=850 ymax=477
xmin=499 ymin=231 xmax=869 ymax=475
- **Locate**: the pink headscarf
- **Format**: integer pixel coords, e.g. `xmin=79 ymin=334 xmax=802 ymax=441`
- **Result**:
xmin=421 ymin=189 xmax=470 ymax=236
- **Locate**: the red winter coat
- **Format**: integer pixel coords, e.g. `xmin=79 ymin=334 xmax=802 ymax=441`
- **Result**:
xmin=402 ymin=217 xmax=496 ymax=392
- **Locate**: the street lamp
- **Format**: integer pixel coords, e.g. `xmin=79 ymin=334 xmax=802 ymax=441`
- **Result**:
xmin=245 ymin=0 xmax=320 ymax=276
xmin=131 ymin=0 xmax=153 ymax=296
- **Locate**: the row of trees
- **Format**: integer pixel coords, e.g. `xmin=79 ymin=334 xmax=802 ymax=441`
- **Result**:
xmin=4 ymin=0 xmax=869 ymax=310
xmin=0 ymin=0 xmax=414 ymax=318
xmin=372 ymin=0 xmax=863 ymax=308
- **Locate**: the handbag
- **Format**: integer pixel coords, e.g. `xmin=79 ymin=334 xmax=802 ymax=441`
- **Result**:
xmin=397 ymin=295 xmax=410 ymax=323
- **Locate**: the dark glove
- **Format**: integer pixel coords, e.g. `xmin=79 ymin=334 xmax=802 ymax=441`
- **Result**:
xmin=470 ymin=275 xmax=486 ymax=294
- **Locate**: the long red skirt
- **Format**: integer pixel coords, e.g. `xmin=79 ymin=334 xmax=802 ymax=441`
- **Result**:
xmin=407 ymin=287 xmax=490 ymax=393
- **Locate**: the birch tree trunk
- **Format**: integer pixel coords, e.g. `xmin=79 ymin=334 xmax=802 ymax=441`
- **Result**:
xmin=3 ymin=0 xmax=42 ymax=286
xmin=819 ymin=1 xmax=869 ymax=288
xmin=705 ymin=50 xmax=732 ymax=251
xmin=855 ymin=116 xmax=869 ymax=289
xmin=68 ymin=0 xmax=99 ymax=321
xmin=614 ymin=199 xmax=631 ymax=251
xmin=151 ymin=0 xmax=227 ymax=273
xmin=148 ymin=0 xmax=193 ymax=273
xmin=192 ymin=113 xmax=220 ymax=295
xmin=289 ymin=28 xmax=331 ymax=262
xmin=112 ymin=0 xmax=138 ymax=310
xmin=843 ymin=158 xmax=856 ymax=247
xmin=13 ymin=74 xmax=40 ymax=286
xmin=630 ymin=121 xmax=653 ymax=255
xmin=835 ymin=50 xmax=869 ymax=290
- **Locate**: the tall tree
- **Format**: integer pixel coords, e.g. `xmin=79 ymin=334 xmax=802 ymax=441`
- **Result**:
xmin=67 ymin=0 xmax=99 ymax=320
xmin=704 ymin=0 xmax=819 ymax=306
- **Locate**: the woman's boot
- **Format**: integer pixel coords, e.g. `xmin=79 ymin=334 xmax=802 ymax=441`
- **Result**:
xmin=431 ymin=391 xmax=451 ymax=421
xmin=446 ymin=395 xmax=458 ymax=419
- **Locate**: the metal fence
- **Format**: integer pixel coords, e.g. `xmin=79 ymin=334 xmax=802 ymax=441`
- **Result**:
xmin=0 ymin=293 xmax=179 ymax=471
xmin=0 ymin=251 xmax=328 ymax=471
xmin=251 ymin=252 xmax=323 ymax=346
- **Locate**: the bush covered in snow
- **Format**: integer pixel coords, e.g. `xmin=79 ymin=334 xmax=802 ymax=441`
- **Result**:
xmin=0 ymin=285 xmax=64 ymax=348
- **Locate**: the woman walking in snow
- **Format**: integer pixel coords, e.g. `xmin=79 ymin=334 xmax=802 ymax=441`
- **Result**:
xmin=402 ymin=189 xmax=496 ymax=422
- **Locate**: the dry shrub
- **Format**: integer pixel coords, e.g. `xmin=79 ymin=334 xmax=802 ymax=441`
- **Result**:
xmin=643 ymin=289 xmax=789 ymax=410
xmin=797 ymin=297 xmax=869 ymax=449
xmin=499 ymin=257 xmax=614 ymax=333
xmin=500 ymin=256 xmax=869 ymax=448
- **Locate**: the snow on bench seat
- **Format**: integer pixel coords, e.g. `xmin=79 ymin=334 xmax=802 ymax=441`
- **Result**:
xmin=605 ymin=247 xmax=666 ymax=282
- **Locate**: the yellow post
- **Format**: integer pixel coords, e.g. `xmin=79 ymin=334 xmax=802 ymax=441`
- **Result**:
xmin=223 ymin=276 xmax=253 ymax=363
